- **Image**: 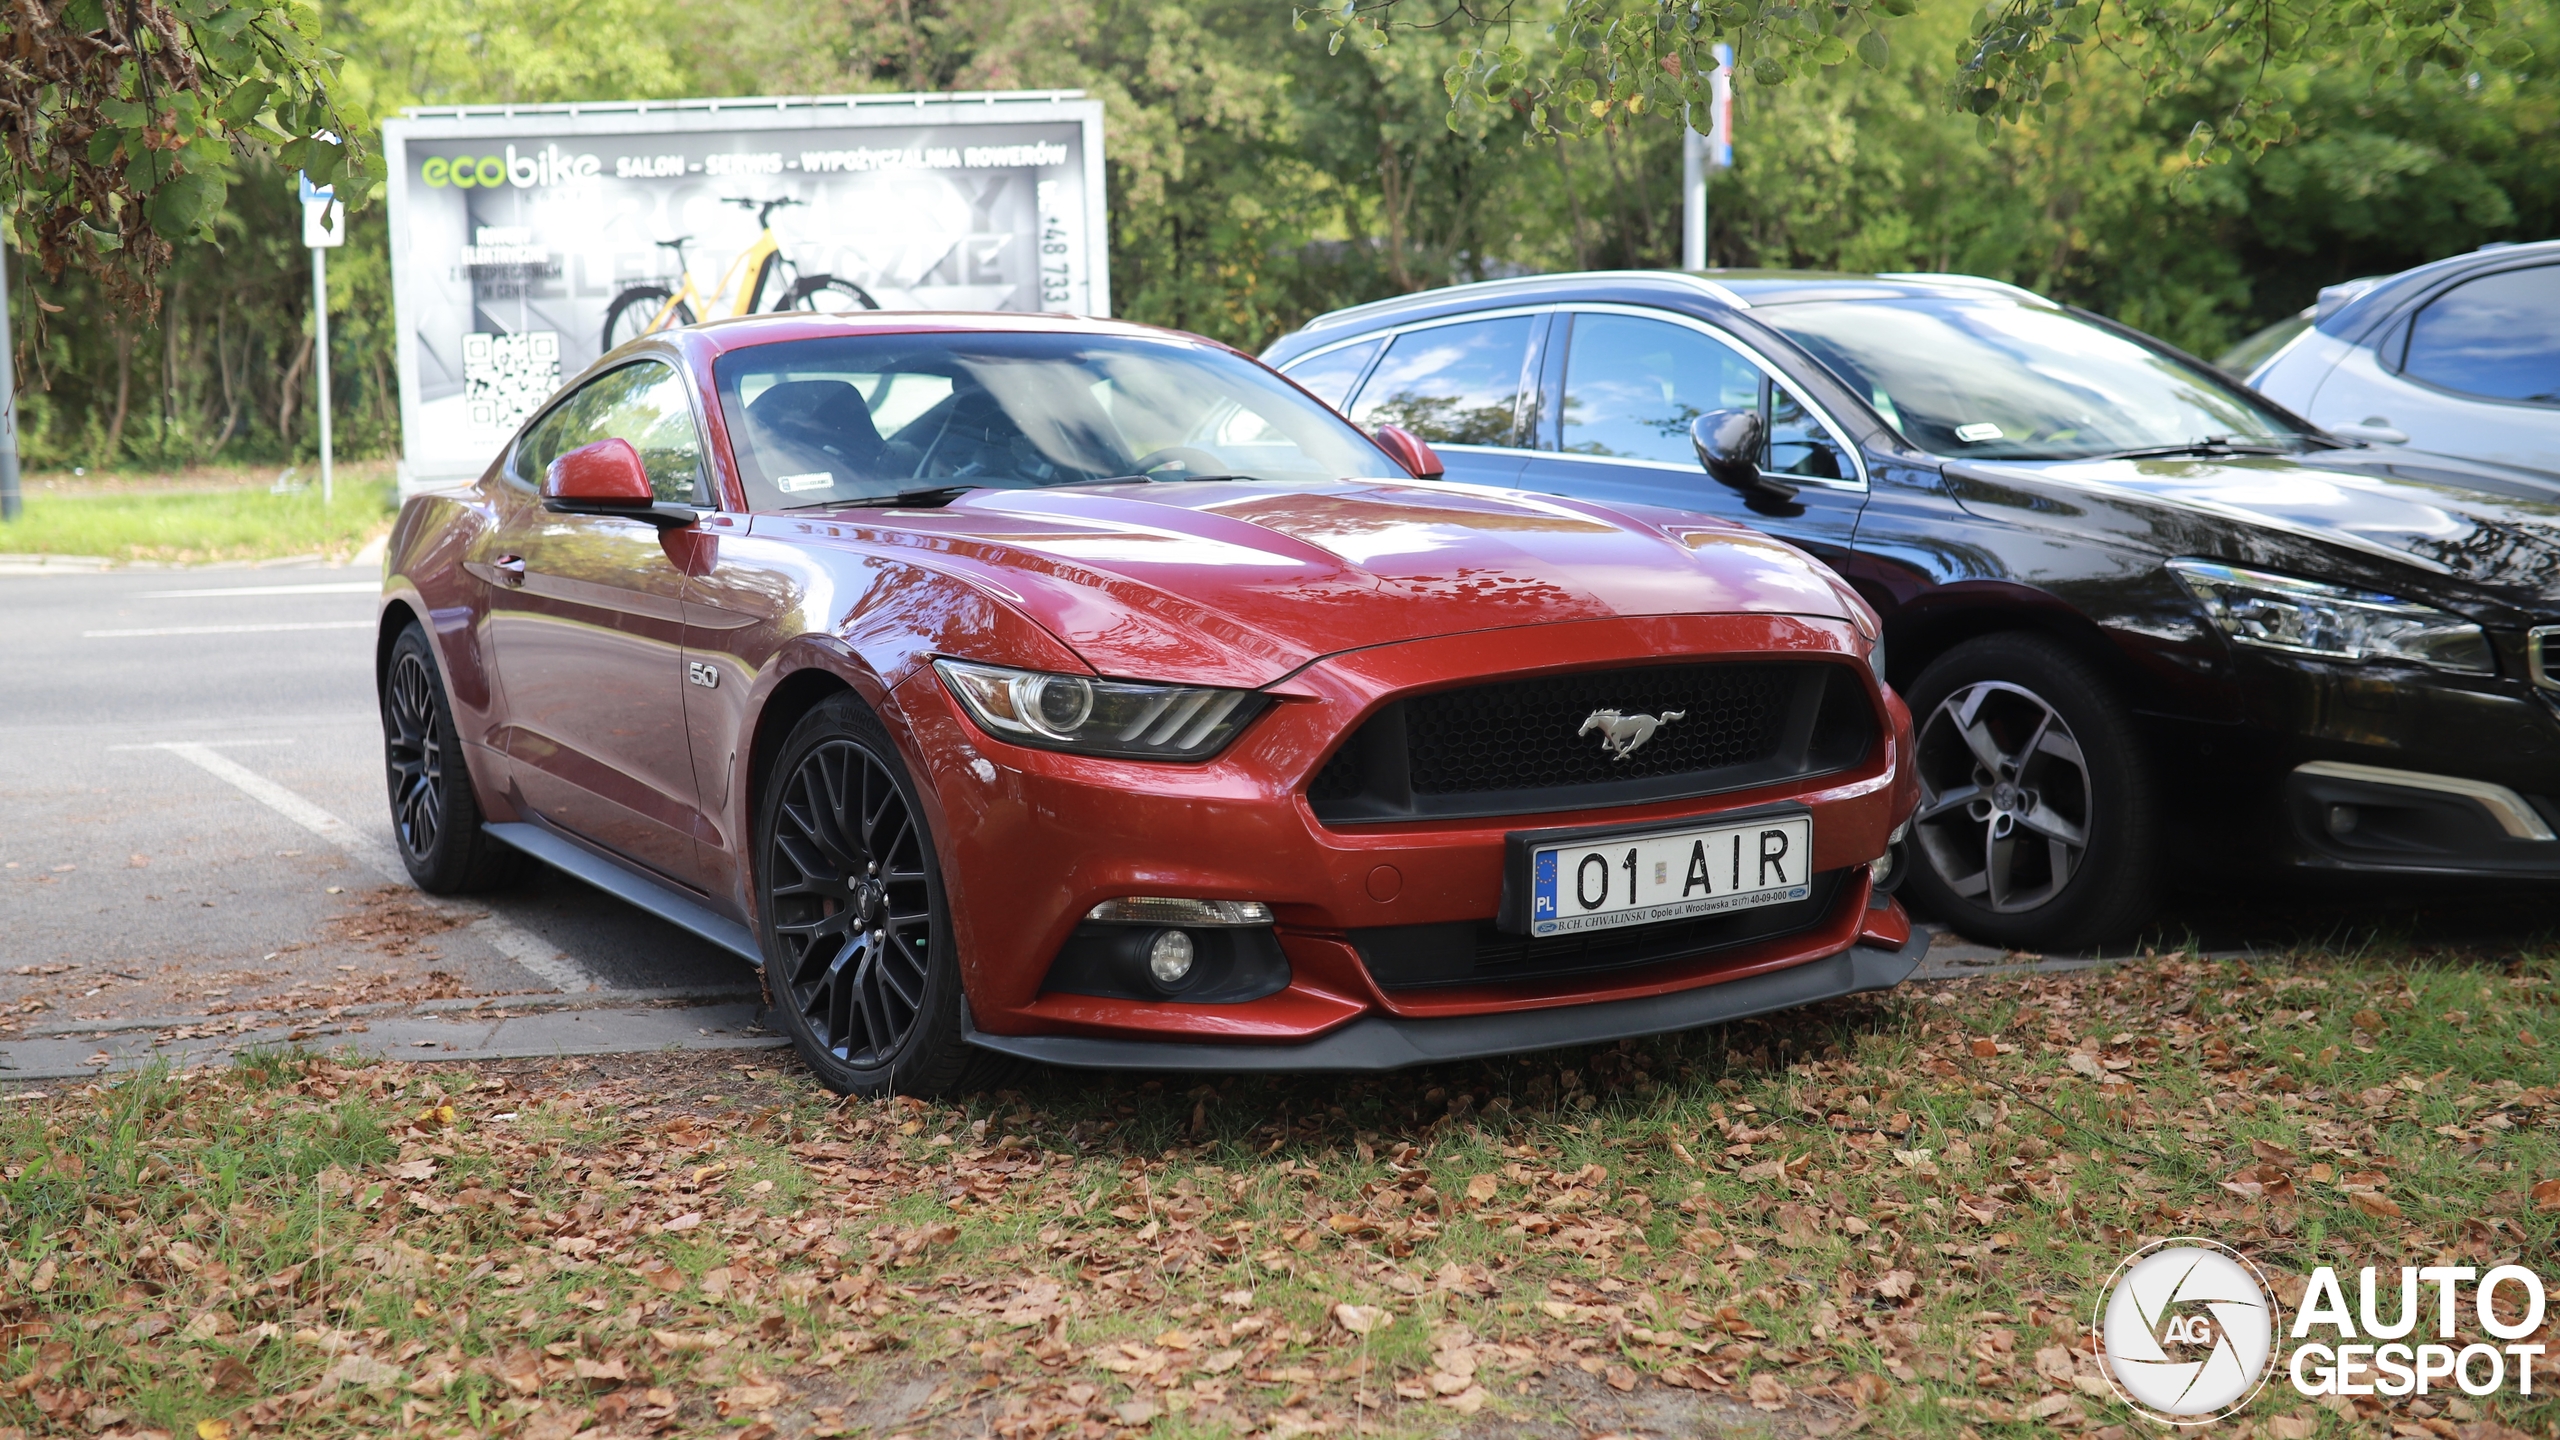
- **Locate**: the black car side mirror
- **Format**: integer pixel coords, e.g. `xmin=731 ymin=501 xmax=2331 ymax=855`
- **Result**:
xmin=1690 ymin=410 xmax=1800 ymax=512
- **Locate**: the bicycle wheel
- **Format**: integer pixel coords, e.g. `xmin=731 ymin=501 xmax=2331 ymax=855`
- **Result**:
xmin=601 ymin=287 xmax=697 ymax=351
xmin=781 ymin=275 xmax=881 ymax=314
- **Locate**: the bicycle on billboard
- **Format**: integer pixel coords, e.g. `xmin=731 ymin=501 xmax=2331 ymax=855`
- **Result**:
xmin=603 ymin=197 xmax=879 ymax=349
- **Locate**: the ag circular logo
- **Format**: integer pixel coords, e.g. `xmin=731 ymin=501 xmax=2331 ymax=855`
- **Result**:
xmin=2095 ymin=1238 xmax=2281 ymax=1425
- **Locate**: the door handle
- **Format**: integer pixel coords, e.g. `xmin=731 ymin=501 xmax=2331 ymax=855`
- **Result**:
xmin=2328 ymin=419 xmax=2409 ymax=446
xmin=492 ymin=555 xmax=526 ymax=586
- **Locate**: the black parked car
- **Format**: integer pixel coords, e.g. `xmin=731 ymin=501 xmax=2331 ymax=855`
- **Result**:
xmin=1264 ymin=270 xmax=2560 ymax=949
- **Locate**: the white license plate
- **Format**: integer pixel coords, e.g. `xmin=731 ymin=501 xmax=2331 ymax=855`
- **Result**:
xmin=1527 ymin=814 xmax=1813 ymax=937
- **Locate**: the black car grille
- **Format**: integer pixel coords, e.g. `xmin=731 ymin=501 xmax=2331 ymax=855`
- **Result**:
xmin=1309 ymin=660 xmax=1874 ymax=823
xmin=1351 ymin=870 xmax=1844 ymax=990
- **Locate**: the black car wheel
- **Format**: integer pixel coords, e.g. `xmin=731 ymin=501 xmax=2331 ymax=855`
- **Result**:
xmin=382 ymin=623 xmax=520 ymax=894
xmin=756 ymin=693 xmax=996 ymax=1096
xmin=1901 ymin=633 xmax=2158 ymax=951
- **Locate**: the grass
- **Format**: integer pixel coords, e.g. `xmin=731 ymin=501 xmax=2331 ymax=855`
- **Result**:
xmin=0 ymin=462 xmax=400 ymax=565
xmin=2 ymin=951 xmax=2556 ymax=1440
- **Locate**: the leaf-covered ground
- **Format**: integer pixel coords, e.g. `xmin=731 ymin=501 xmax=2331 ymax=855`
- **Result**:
xmin=3 ymin=951 xmax=2556 ymax=1440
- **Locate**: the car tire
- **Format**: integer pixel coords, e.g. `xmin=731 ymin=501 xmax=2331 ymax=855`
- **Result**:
xmin=381 ymin=623 xmax=522 ymax=894
xmin=755 ymin=692 xmax=1001 ymax=1097
xmin=1900 ymin=632 xmax=2158 ymax=951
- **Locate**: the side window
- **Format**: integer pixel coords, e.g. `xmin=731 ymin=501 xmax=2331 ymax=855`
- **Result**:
xmin=1767 ymin=384 xmax=1852 ymax=480
xmin=514 ymin=363 xmax=707 ymax=504
xmin=1559 ymin=313 xmax=1760 ymax=464
xmin=1348 ymin=316 xmax=1533 ymax=446
xmin=1280 ymin=338 xmax=1382 ymax=411
xmin=512 ymin=396 xmax=594 ymax=488
xmin=2403 ymin=266 xmax=2560 ymax=404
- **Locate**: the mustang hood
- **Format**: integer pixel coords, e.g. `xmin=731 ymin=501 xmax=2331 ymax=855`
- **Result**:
xmin=1946 ymin=450 xmax=2560 ymax=616
xmin=841 ymin=478 xmax=1859 ymax=688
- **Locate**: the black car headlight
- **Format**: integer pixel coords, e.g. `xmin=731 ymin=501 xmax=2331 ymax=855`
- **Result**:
xmin=2168 ymin=559 xmax=2492 ymax=674
xmin=933 ymin=659 xmax=1269 ymax=760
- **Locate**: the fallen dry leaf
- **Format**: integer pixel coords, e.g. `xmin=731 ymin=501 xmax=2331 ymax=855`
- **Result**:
xmin=718 ymin=1383 xmax=782 ymax=1416
xmin=2349 ymin=1191 xmax=2403 ymax=1219
xmin=1332 ymin=1303 xmax=1390 ymax=1335
xmin=325 ymin=1353 xmax=398 ymax=1387
xmin=520 ymin=1401 xmax=590 ymax=1440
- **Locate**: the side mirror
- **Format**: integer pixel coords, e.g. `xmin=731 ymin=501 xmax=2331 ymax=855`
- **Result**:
xmin=543 ymin=439 xmax=699 ymax=528
xmin=1371 ymin=423 xmax=1446 ymax=479
xmin=1689 ymin=409 xmax=1799 ymax=512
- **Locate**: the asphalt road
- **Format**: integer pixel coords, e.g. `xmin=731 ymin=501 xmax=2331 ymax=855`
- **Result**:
xmin=0 ymin=558 xmax=770 ymax=1083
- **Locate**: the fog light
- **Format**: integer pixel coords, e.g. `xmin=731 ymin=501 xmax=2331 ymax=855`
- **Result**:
xmin=1870 ymin=846 xmax=1896 ymax=887
xmin=2328 ymin=804 xmax=2359 ymax=836
xmin=1147 ymin=929 xmax=1196 ymax=988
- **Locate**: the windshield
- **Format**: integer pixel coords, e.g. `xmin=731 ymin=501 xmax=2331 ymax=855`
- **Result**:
xmin=712 ymin=331 xmax=1396 ymax=508
xmin=1754 ymin=297 xmax=2313 ymax=461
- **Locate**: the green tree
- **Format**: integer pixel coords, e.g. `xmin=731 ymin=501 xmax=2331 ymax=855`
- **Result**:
xmin=1312 ymin=0 xmax=2535 ymax=160
xmin=2 ymin=0 xmax=378 ymax=307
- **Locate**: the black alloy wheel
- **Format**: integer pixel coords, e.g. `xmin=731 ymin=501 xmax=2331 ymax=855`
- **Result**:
xmin=757 ymin=693 xmax=992 ymax=1095
xmin=1900 ymin=633 xmax=2158 ymax=951
xmin=381 ymin=623 xmax=519 ymax=894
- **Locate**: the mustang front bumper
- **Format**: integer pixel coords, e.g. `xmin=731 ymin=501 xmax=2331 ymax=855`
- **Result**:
xmin=891 ymin=611 xmax=1920 ymax=1056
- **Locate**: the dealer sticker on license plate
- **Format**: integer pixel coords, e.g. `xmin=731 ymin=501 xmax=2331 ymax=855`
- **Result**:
xmin=1528 ymin=814 xmax=1813 ymax=937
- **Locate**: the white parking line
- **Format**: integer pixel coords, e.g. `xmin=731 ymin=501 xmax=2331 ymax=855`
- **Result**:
xmin=84 ymin=621 xmax=374 ymax=638
xmin=141 ymin=582 xmax=382 ymax=598
xmin=147 ymin=743 xmax=603 ymax=994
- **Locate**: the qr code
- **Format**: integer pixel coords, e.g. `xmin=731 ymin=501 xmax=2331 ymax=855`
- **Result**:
xmin=462 ymin=330 xmax=560 ymax=438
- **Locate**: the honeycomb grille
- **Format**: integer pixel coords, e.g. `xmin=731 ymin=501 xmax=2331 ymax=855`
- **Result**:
xmin=1403 ymin=662 xmax=1794 ymax=794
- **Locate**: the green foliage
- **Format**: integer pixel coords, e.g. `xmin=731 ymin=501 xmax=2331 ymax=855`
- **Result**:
xmin=10 ymin=0 xmax=2560 ymax=478
xmin=0 ymin=0 xmax=383 ymax=308
xmin=1312 ymin=0 xmax=2540 ymax=157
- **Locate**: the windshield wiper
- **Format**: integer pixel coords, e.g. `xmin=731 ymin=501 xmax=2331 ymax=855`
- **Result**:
xmin=2088 ymin=437 xmax=2301 ymax=461
xmin=1061 ymin=473 xmax=1264 ymax=486
xmin=833 ymin=485 xmax=978 ymax=509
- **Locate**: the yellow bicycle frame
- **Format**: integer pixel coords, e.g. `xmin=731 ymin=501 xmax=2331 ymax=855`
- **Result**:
xmin=638 ymin=227 xmax=784 ymax=335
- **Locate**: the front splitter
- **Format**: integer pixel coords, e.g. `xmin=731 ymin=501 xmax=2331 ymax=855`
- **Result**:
xmin=960 ymin=925 xmax=1928 ymax=1073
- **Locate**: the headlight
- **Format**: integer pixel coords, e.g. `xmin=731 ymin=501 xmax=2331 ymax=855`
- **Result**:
xmin=2167 ymin=559 xmax=2493 ymax=674
xmin=933 ymin=659 xmax=1269 ymax=760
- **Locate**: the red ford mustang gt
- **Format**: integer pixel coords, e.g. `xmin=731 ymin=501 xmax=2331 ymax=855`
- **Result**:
xmin=377 ymin=311 xmax=1923 ymax=1094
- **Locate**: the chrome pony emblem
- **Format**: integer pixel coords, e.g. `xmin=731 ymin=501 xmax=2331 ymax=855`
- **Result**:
xmin=1579 ymin=709 xmax=1683 ymax=761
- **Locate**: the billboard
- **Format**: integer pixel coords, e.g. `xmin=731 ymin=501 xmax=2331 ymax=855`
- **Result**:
xmin=383 ymin=91 xmax=1109 ymax=489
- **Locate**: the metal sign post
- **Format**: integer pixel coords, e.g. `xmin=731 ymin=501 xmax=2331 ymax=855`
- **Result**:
xmin=0 ymin=241 xmax=19 ymax=522
xmin=301 ymin=173 xmax=346 ymax=504
xmin=1681 ymin=45 xmax=1735 ymax=272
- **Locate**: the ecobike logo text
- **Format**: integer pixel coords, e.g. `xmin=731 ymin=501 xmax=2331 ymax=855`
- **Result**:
xmin=2096 ymin=1239 xmax=2551 ymax=1425
xmin=420 ymin=144 xmax=601 ymax=191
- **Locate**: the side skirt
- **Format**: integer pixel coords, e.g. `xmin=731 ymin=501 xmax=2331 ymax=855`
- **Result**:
xmin=961 ymin=927 xmax=1927 ymax=1073
xmin=483 ymin=821 xmax=763 ymax=966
